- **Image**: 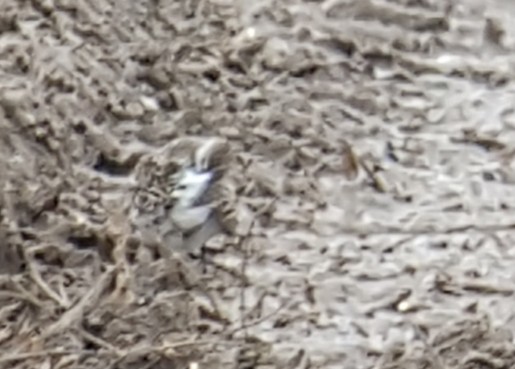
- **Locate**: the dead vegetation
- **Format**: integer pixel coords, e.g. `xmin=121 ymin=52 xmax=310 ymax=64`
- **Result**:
xmin=2 ymin=0 xmax=515 ymax=368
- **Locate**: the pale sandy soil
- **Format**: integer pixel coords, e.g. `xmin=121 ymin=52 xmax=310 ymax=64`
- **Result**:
xmin=1 ymin=1 xmax=515 ymax=368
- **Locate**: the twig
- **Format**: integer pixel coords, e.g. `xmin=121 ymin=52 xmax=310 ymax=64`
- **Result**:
xmin=337 ymin=222 xmax=515 ymax=236
xmin=240 ymin=290 xmax=270 ymax=322
xmin=359 ymin=157 xmax=388 ymax=193
xmin=57 ymin=276 xmax=71 ymax=307
xmin=410 ymin=322 xmax=448 ymax=369
xmin=236 ymin=198 xmax=273 ymax=335
xmin=6 ymin=278 xmax=49 ymax=308
xmin=170 ymin=254 xmax=228 ymax=322
xmin=109 ymin=339 xmax=220 ymax=369
xmin=140 ymin=356 xmax=161 ymax=369
xmin=239 ymin=234 xmax=249 ymax=335
xmin=7 ymin=268 xmax=116 ymax=367
xmin=24 ymin=251 xmax=69 ymax=308
xmin=0 ymin=349 xmax=97 ymax=364
xmin=210 ymin=261 xmax=248 ymax=282
xmin=44 ymin=266 xmax=115 ymax=337
xmin=228 ymin=299 xmax=289 ymax=335
xmin=105 ymin=205 xmax=135 ymax=306
xmin=136 ymin=339 xmax=218 ymax=356
xmin=0 ymin=290 xmax=45 ymax=309
xmin=76 ymin=328 xmax=122 ymax=355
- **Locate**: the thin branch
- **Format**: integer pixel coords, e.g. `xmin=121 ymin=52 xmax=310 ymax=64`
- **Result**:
xmin=239 ymin=233 xmax=249 ymax=335
xmin=236 ymin=198 xmax=275 ymax=335
xmin=228 ymin=299 xmax=289 ymax=335
xmin=337 ymin=222 xmax=515 ymax=236
xmin=0 ymin=350 xmax=98 ymax=364
xmin=76 ymin=328 xmax=122 ymax=355
xmin=44 ymin=266 xmax=115 ymax=337
xmin=26 ymin=255 xmax=69 ymax=309
xmin=0 ymin=290 xmax=44 ymax=309
xmin=109 ymin=339 xmax=220 ymax=369
xmin=410 ymin=322 xmax=448 ymax=369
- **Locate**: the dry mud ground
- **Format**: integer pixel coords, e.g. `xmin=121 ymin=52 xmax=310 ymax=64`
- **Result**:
xmin=3 ymin=0 xmax=515 ymax=368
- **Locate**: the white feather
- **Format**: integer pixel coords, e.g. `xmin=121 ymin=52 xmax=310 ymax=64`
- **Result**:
xmin=167 ymin=137 xmax=226 ymax=232
xmin=170 ymin=168 xmax=213 ymax=208
xmin=170 ymin=204 xmax=213 ymax=231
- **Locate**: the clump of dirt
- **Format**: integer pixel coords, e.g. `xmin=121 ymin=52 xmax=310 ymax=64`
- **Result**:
xmin=2 ymin=0 xmax=515 ymax=368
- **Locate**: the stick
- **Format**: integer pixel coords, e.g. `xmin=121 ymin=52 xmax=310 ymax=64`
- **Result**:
xmin=44 ymin=266 xmax=115 ymax=337
xmin=25 ymin=252 xmax=69 ymax=308
xmin=0 ymin=350 xmax=97 ymax=364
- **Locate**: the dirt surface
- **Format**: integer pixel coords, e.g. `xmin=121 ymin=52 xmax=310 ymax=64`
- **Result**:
xmin=2 ymin=0 xmax=515 ymax=368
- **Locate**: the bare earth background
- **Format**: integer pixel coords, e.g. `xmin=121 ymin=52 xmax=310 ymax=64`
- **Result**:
xmin=2 ymin=0 xmax=515 ymax=368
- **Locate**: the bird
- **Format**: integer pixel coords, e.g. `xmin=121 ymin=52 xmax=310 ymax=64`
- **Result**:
xmin=130 ymin=136 xmax=232 ymax=255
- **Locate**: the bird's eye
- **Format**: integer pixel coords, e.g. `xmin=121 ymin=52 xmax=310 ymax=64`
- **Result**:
xmin=176 ymin=184 xmax=188 ymax=191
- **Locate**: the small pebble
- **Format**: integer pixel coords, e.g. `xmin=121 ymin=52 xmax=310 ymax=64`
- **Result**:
xmin=140 ymin=96 xmax=160 ymax=112
xmin=219 ymin=126 xmax=240 ymax=138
